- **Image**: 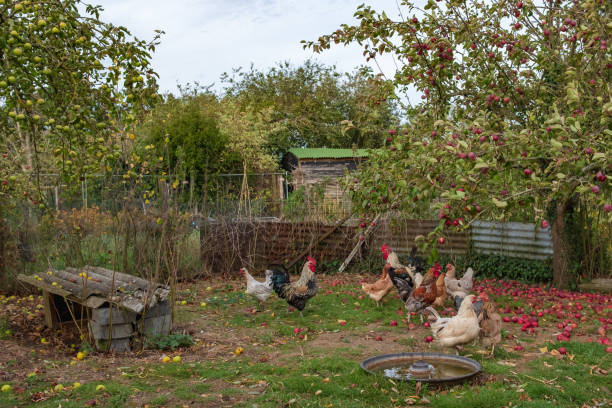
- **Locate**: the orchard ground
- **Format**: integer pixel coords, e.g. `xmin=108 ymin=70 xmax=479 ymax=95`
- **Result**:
xmin=0 ymin=276 xmax=610 ymax=408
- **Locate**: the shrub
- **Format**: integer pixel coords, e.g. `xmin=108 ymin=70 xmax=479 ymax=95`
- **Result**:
xmin=145 ymin=333 xmax=194 ymax=351
xmin=439 ymin=252 xmax=552 ymax=283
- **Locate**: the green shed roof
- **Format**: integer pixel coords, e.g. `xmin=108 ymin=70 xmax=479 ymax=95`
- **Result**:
xmin=287 ymin=148 xmax=369 ymax=160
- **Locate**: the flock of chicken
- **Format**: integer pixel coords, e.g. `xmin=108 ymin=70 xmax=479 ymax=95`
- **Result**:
xmin=240 ymin=245 xmax=501 ymax=354
xmin=240 ymin=256 xmax=318 ymax=318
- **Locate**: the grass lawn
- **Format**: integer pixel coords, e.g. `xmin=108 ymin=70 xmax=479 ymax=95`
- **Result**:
xmin=0 ymin=275 xmax=610 ymax=407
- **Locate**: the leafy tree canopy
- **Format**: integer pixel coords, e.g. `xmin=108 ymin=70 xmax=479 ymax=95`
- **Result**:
xmin=221 ymin=60 xmax=398 ymax=153
xmin=306 ymin=0 xmax=611 ymax=286
xmin=0 ymin=0 xmax=161 ymax=207
xmin=142 ymin=89 xmax=239 ymax=185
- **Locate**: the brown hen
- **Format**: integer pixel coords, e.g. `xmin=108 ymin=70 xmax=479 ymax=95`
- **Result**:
xmin=404 ymin=263 xmax=442 ymax=321
xmin=432 ymin=272 xmax=447 ymax=308
xmin=361 ymin=263 xmax=394 ymax=306
xmin=480 ymin=300 xmax=502 ymax=356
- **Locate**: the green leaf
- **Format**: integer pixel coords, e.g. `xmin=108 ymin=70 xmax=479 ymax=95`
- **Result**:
xmin=550 ymin=139 xmax=563 ymax=149
xmin=492 ymin=198 xmax=508 ymax=208
xmin=576 ymin=185 xmax=590 ymax=194
xmin=592 ymin=152 xmax=605 ymax=160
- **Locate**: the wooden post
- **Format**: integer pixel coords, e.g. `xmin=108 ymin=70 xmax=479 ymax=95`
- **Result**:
xmin=337 ymin=213 xmax=382 ymax=274
xmin=189 ymin=172 xmax=194 ymax=210
xmin=54 ymin=186 xmax=59 ymax=210
xmin=42 ymin=290 xmax=56 ymax=329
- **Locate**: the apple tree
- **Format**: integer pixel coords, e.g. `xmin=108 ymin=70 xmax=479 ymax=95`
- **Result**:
xmin=306 ymin=0 xmax=611 ymax=286
xmin=0 ymin=0 xmax=161 ymax=210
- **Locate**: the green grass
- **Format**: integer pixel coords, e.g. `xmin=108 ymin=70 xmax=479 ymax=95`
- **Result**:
xmin=1 ymin=279 xmax=610 ymax=408
xmin=217 ymin=286 xmax=409 ymax=337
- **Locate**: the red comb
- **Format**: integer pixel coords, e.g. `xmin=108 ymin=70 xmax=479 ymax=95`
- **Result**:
xmin=434 ymin=262 xmax=441 ymax=271
xmin=381 ymin=244 xmax=389 ymax=253
xmin=307 ymin=256 xmax=316 ymax=265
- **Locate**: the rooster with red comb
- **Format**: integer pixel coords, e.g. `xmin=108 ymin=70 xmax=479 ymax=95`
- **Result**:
xmin=271 ymin=257 xmax=318 ymax=317
xmin=380 ymin=244 xmax=415 ymax=280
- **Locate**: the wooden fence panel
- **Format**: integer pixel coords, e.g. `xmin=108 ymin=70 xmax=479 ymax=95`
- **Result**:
xmin=200 ymin=218 xmax=469 ymax=276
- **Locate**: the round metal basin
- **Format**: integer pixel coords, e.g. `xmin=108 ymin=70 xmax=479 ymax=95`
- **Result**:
xmin=361 ymin=352 xmax=481 ymax=384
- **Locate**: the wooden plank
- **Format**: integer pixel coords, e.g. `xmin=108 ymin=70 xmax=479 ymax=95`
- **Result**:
xmin=579 ymin=279 xmax=612 ymax=294
xmin=338 ymin=213 xmax=382 ymax=273
xmin=42 ymin=290 xmax=55 ymax=329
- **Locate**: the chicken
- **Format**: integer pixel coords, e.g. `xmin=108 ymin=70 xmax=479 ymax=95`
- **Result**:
xmin=414 ymin=272 xmax=424 ymax=288
xmin=424 ymin=294 xmax=480 ymax=351
xmin=432 ymin=272 xmax=447 ymax=308
xmin=444 ymin=264 xmax=474 ymax=299
xmin=404 ymin=263 xmax=442 ymax=321
xmin=387 ymin=266 xmax=414 ymax=303
xmin=240 ymin=267 xmax=273 ymax=310
xmin=361 ymin=263 xmax=395 ymax=306
xmin=381 ymin=244 xmax=415 ymax=280
xmin=271 ymin=257 xmax=318 ymax=317
xmin=479 ymin=300 xmax=502 ymax=356
xmin=453 ymin=295 xmax=484 ymax=317
xmin=405 ymin=246 xmax=426 ymax=274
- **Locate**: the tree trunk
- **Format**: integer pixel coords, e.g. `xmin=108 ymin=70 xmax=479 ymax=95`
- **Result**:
xmin=551 ymin=200 xmax=573 ymax=288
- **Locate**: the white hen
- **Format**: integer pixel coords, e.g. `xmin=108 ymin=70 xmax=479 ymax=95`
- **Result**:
xmin=425 ymin=294 xmax=480 ymax=349
xmin=240 ymin=268 xmax=273 ymax=309
xmin=444 ymin=264 xmax=474 ymax=298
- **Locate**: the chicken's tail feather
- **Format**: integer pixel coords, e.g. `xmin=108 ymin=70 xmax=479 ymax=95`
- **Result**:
xmin=270 ymin=266 xmax=290 ymax=298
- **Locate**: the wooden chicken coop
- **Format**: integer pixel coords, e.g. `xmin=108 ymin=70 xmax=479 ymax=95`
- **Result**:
xmin=18 ymin=266 xmax=171 ymax=352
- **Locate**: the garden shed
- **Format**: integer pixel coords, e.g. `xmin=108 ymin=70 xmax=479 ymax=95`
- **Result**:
xmin=282 ymin=148 xmax=369 ymax=202
xmin=18 ymin=266 xmax=171 ymax=352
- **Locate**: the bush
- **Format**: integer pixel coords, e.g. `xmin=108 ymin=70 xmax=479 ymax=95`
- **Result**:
xmin=439 ymin=252 xmax=552 ymax=283
xmin=145 ymin=333 xmax=194 ymax=351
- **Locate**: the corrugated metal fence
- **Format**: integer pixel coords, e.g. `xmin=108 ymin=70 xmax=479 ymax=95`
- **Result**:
xmin=471 ymin=221 xmax=553 ymax=260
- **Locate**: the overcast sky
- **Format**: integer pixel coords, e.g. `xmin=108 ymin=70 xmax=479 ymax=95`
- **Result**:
xmin=92 ymin=0 xmax=409 ymax=95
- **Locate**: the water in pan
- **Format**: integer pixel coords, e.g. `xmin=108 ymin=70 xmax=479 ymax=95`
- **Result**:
xmin=372 ymin=360 xmax=475 ymax=380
